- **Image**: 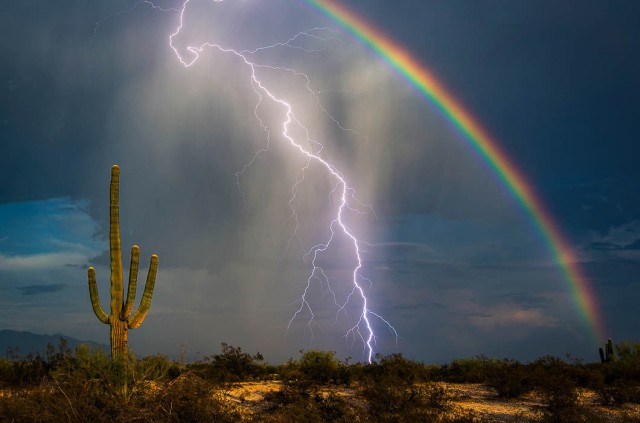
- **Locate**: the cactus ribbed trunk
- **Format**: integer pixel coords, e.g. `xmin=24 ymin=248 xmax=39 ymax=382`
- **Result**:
xmin=109 ymin=165 xmax=123 ymax=326
xmin=110 ymin=317 xmax=128 ymax=362
xmin=109 ymin=165 xmax=126 ymax=362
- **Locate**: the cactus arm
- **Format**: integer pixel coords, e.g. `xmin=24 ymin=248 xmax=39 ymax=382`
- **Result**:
xmin=88 ymin=267 xmax=110 ymax=324
xmin=128 ymin=254 xmax=158 ymax=329
xmin=121 ymin=245 xmax=140 ymax=320
xmin=606 ymin=338 xmax=615 ymax=362
xmin=109 ymin=165 xmax=124 ymax=316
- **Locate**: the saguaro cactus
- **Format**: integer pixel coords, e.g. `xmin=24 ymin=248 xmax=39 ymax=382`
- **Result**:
xmin=599 ymin=338 xmax=616 ymax=363
xmin=88 ymin=165 xmax=158 ymax=362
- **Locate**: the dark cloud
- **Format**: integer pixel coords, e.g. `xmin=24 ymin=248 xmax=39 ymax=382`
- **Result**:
xmin=548 ymin=181 xmax=640 ymax=237
xmin=589 ymin=242 xmax=622 ymax=251
xmin=623 ymin=240 xmax=640 ymax=251
xmin=588 ymin=240 xmax=640 ymax=251
xmin=18 ymin=284 xmax=67 ymax=296
xmin=489 ymin=293 xmax=552 ymax=310
xmin=0 ymin=0 xmax=638 ymax=363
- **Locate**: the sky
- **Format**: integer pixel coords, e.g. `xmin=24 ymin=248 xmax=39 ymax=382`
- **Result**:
xmin=1 ymin=0 xmax=639 ymax=364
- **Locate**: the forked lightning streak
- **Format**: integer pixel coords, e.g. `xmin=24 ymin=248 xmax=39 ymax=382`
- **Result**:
xmin=104 ymin=0 xmax=398 ymax=362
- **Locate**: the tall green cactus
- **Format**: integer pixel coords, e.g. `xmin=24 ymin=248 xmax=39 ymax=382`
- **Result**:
xmin=599 ymin=338 xmax=616 ymax=363
xmin=88 ymin=165 xmax=159 ymax=362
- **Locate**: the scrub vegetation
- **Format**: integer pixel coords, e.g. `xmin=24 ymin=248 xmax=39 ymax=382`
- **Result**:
xmin=1 ymin=340 xmax=640 ymax=421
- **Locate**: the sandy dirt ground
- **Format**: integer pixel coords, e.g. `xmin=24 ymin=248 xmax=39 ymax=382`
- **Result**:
xmin=224 ymin=381 xmax=640 ymax=422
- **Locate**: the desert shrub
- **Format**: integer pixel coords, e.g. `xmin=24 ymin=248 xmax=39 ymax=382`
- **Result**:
xmin=594 ymin=341 xmax=640 ymax=406
xmin=0 ymin=371 xmax=241 ymax=422
xmin=530 ymin=356 xmax=575 ymax=380
xmin=261 ymin=384 xmax=360 ymax=422
xmin=0 ymin=358 xmax=11 ymax=387
xmin=616 ymin=340 xmax=640 ymax=361
xmin=423 ymin=382 xmax=455 ymax=411
xmin=603 ymin=341 xmax=640 ymax=384
xmin=0 ymin=358 xmax=14 ymax=387
xmin=316 ymin=392 xmax=359 ymax=421
xmin=2 ymin=352 xmax=48 ymax=387
xmin=594 ymin=381 xmax=640 ymax=406
xmin=569 ymin=362 xmax=603 ymax=389
xmin=0 ymin=340 xmax=105 ymax=388
xmin=194 ymin=343 xmax=265 ymax=383
xmin=540 ymin=378 xmax=578 ymax=413
xmin=619 ymin=412 xmax=640 ymax=423
xmin=587 ymin=340 xmax=640 ymax=406
xmin=361 ymin=380 xmax=458 ymax=422
xmin=485 ymin=360 xmax=535 ymax=399
xmin=536 ymin=375 xmax=602 ymax=423
xmin=52 ymin=344 xmax=112 ymax=381
xmin=298 ymin=350 xmax=339 ymax=384
xmin=356 ymin=354 xmax=482 ymax=422
xmin=44 ymin=338 xmax=74 ymax=369
xmin=149 ymin=373 xmax=241 ymax=422
xmin=274 ymin=357 xmax=303 ymax=382
xmin=0 ymin=376 xmax=127 ymax=422
xmin=135 ymin=353 xmax=182 ymax=381
xmin=361 ymin=353 xmax=427 ymax=386
xmin=298 ymin=350 xmax=350 ymax=386
xmin=277 ymin=350 xmax=351 ymax=389
xmin=263 ymin=383 xmax=310 ymax=406
xmin=437 ymin=355 xmax=498 ymax=384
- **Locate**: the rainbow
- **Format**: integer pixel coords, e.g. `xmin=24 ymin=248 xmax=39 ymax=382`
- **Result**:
xmin=305 ymin=0 xmax=605 ymax=343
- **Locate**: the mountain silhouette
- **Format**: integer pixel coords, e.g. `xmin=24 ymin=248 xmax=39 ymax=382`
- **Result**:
xmin=0 ymin=329 xmax=106 ymax=358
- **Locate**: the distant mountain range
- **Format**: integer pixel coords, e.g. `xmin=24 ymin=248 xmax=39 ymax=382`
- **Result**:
xmin=0 ymin=329 xmax=106 ymax=358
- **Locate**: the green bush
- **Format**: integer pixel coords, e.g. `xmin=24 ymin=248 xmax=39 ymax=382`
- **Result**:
xmin=535 ymin=374 xmax=602 ymax=423
xmin=594 ymin=381 xmax=640 ymax=406
xmin=53 ymin=344 xmax=112 ymax=380
xmin=0 ymin=376 xmax=126 ymax=422
xmin=0 ymin=371 xmax=241 ymax=422
xmin=361 ymin=353 xmax=427 ymax=387
xmin=261 ymin=384 xmax=360 ymax=422
xmin=485 ymin=360 xmax=535 ymax=399
xmin=588 ymin=339 xmax=640 ymax=406
xmin=194 ymin=343 xmax=264 ymax=383
xmin=437 ymin=355 xmax=498 ymax=384
xmin=2 ymin=353 xmax=48 ymax=387
xmin=276 ymin=350 xmax=351 ymax=389
xmin=7 ymin=339 xmax=640 ymax=420
xmin=361 ymin=381 xmax=466 ymax=423
xmin=299 ymin=350 xmax=350 ymax=385
xmin=135 ymin=353 xmax=183 ymax=381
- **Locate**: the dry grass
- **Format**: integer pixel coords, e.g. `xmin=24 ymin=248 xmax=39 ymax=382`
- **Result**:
xmin=3 ymin=344 xmax=640 ymax=421
xmin=2 ymin=381 xmax=640 ymax=421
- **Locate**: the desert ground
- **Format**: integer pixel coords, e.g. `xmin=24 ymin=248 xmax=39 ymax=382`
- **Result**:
xmin=222 ymin=380 xmax=640 ymax=422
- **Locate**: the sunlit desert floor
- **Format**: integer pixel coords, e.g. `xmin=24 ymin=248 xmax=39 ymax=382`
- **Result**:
xmin=224 ymin=381 xmax=640 ymax=422
xmin=3 ymin=380 xmax=640 ymax=421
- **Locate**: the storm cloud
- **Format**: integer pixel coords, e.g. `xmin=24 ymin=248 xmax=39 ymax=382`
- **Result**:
xmin=1 ymin=0 xmax=639 ymax=363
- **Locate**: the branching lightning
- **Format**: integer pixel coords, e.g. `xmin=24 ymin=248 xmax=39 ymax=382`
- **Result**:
xmin=101 ymin=0 xmax=397 ymax=362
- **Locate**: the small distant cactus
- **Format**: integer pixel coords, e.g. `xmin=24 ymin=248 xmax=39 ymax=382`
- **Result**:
xmin=599 ymin=338 xmax=616 ymax=363
xmin=88 ymin=165 xmax=158 ymax=362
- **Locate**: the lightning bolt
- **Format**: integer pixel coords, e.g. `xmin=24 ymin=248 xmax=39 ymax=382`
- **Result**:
xmin=102 ymin=0 xmax=397 ymax=363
